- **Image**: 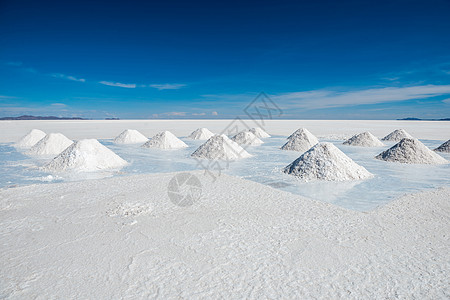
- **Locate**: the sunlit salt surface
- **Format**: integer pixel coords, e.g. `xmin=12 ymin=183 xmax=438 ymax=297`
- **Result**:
xmin=1 ymin=136 xmax=449 ymax=211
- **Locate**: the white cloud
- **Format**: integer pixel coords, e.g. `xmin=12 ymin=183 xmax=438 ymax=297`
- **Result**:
xmin=149 ymin=83 xmax=186 ymax=90
xmin=212 ymin=111 xmax=218 ymax=116
xmin=99 ymin=81 xmax=136 ymax=88
xmin=51 ymin=73 xmax=86 ymax=82
xmin=442 ymin=98 xmax=450 ymax=104
xmin=192 ymin=112 xmax=206 ymax=116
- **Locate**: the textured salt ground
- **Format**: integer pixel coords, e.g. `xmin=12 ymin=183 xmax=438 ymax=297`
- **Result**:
xmin=0 ymin=172 xmax=448 ymax=299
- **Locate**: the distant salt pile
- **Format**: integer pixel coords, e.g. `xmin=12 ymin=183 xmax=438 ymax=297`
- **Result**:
xmin=434 ymin=139 xmax=450 ymax=153
xmin=375 ymin=138 xmax=447 ymax=164
xmin=343 ymin=131 xmax=385 ymax=147
xmin=142 ymin=131 xmax=188 ymax=149
xmin=113 ymin=129 xmax=148 ymax=144
xmin=381 ymin=129 xmax=413 ymax=141
xmin=283 ymin=142 xmax=373 ymax=181
xmin=44 ymin=139 xmax=127 ymax=172
xmin=249 ymin=127 xmax=270 ymax=138
xmin=191 ymin=134 xmax=251 ymax=160
xmin=28 ymin=133 xmax=73 ymax=156
xmin=14 ymin=129 xmax=46 ymax=149
xmin=281 ymin=128 xmax=319 ymax=152
xmin=188 ymin=128 xmax=214 ymax=140
xmin=231 ymin=131 xmax=263 ymax=146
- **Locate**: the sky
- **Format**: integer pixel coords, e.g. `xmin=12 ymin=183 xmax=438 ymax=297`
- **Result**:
xmin=0 ymin=0 xmax=450 ymax=119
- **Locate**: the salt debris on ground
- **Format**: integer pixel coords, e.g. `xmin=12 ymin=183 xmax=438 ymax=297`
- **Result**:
xmin=284 ymin=142 xmax=373 ymax=181
xmin=381 ymin=129 xmax=413 ymax=141
xmin=27 ymin=133 xmax=73 ymax=156
xmin=188 ymin=128 xmax=214 ymax=140
xmin=142 ymin=131 xmax=188 ymax=149
xmin=113 ymin=129 xmax=148 ymax=144
xmin=375 ymin=138 xmax=448 ymax=164
xmin=14 ymin=129 xmax=46 ymax=149
xmin=282 ymin=128 xmax=319 ymax=152
xmin=249 ymin=127 xmax=270 ymax=138
xmin=231 ymin=131 xmax=263 ymax=145
xmin=343 ymin=131 xmax=385 ymax=147
xmin=44 ymin=139 xmax=128 ymax=172
xmin=434 ymin=139 xmax=450 ymax=153
xmin=191 ymin=134 xmax=251 ymax=160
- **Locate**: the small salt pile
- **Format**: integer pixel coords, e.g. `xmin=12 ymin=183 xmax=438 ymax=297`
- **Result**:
xmin=343 ymin=131 xmax=385 ymax=147
xmin=282 ymin=128 xmax=319 ymax=152
xmin=249 ymin=127 xmax=270 ymax=138
xmin=381 ymin=129 xmax=413 ymax=141
xmin=188 ymin=128 xmax=214 ymax=140
xmin=375 ymin=138 xmax=447 ymax=164
xmin=142 ymin=131 xmax=188 ymax=149
xmin=434 ymin=139 xmax=450 ymax=153
xmin=28 ymin=133 xmax=73 ymax=156
xmin=232 ymin=131 xmax=263 ymax=145
xmin=283 ymin=142 xmax=373 ymax=181
xmin=191 ymin=134 xmax=251 ymax=160
xmin=14 ymin=129 xmax=46 ymax=149
xmin=113 ymin=129 xmax=148 ymax=144
xmin=44 ymin=139 xmax=127 ymax=172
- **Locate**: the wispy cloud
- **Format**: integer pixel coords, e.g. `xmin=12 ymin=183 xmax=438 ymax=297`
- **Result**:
xmin=51 ymin=73 xmax=86 ymax=82
xmin=99 ymin=81 xmax=136 ymax=88
xmin=443 ymin=98 xmax=450 ymax=104
xmin=5 ymin=61 xmax=23 ymax=67
xmin=149 ymin=83 xmax=186 ymax=90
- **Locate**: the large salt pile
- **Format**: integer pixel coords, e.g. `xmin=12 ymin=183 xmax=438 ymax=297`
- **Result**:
xmin=191 ymin=134 xmax=251 ymax=160
xmin=375 ymin=138 xmax=447 ymax=164
xmin=343 ymin=131 xmax=385 ymax=147
xmin=113 ymin=129 xmax=148 ymax=144
xmin=188 ymin=128 xmax=214 ymax=140
xmin=283 ymin=142 xmax=373 ymax=181
xmin=249 ymin=127 xmax=270 ymax=138
xmin=28 ymin=133 xmax=73 ymax=156
xmin=231 ymin=131 xmax=263 ymax=145
xmin=14 ymin=129 xmax=46 ymax=149
xmin=434 ymin=139 xmax=450 ymax=153
xmin=142 ymin=131 xmax=188 ymax=149
xmin=281 ymin=128 xmax=319 ymax=152
xmin=381 ymin=129 xmax=413 ymax=141
xmin=44 ymin=139 xmax=127 ymax=172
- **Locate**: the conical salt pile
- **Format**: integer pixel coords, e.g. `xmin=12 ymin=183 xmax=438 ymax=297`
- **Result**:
xmin=14 ymin=129 xmax=46 ymax=149
xmin=283 ymin=142 xmax=373 ymax=181
xmin=249 ymin=127 xmax=270 ymax=138
xmin=142 ymin=131 xmax=188 ymax=149
xmin=232 ymin=131 xmax=263 ymax=145
xmin=188 ymin=128 xmax=214 ymax=140
xmin=343 ymin=131 xmax=385 ymax=147
xmin=113 ymin=129 xmax=148 ymax=144
xmin=44 ymin=139 xmax=128 ymax=172
xmin=191 ymin=134 xmax=251 ymax=160
xmin=434 ymin=139 xmax=450 ymax=153
xmin=28 ymin=133 xmax=73 ymax=156
xmin=375 ymin=138 xmax=447 ymax=164
xmin=282 ymin=128 xmax=319 ymax=152
xmin=381 ymin=129 xmax=413 ymax=141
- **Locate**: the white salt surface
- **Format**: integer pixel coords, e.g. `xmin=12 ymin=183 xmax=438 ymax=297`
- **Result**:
xmin=343 ymin=131 xmax=385 ymax=147
xmin=188 ymin=128 xmax=214 ymax=140
xmin=113 ymin=129 xmax=148 ymax=144
xmin=14 ymin=129 xmax=46 ymax=149
xmin=282 ymin=128 xmax=319 ymax=152
xmin=231 ymin=131 xmax=263 ymax=145
xmin=382 ymin=128 xmax=413 ymax=141
xmin=191 ymin=134 xmax=252 ymax=160
xmin=27 ymin=133 xmax=73 ymax=156
xmin=142 ymin=131 xmax=188 ymax=149
xmin=435 ymin=139 xmax=450 ymax=153
xmin=249 ymin=127 xmax=270 ymax=138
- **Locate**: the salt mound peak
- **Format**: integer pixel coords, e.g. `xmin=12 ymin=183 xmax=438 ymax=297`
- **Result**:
xmin=343 ymin=131 xmax=385 ymax=147
xmin=44 ymin=139 xmax=127 ymax=172
xmin=282 ymin=128 xmax=319 ymax=152
xmin=249 ymin=127 xmax=270 ymax=138
xmin=434 ymin=139 xmax=450 ymax=153
xmin=142 ymin=131 xmax=188 ymax=149
xmin=15 ymin=129 xmax=46 ymax=149
xmin=375 ymin=138 xmax=447 ymax=164
xmin=191 ymin=134 xmax=251 ymax=160
xmin=232 ymin=131 xmax=263 ymax=145
xmin=188 ymin=128 xmax=214 ymax=140
xmin=113 ymin=129 xmax=148 ymax=144
xmin=381 ymin=129 xmax=413 ymax=141
xmin=28 ymin=133 xmax=73 ymax=156
xmin=284 ymin=142 xmax=373 ymax=181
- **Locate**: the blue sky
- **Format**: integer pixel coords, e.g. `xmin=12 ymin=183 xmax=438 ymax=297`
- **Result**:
xmin=1 ymin=0 xmax=450 ymax=119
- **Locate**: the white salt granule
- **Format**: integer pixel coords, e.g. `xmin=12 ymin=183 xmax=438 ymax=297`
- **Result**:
xmin=28 ymin=133 xmax=73 ymax=156
xmin=282 ymin=128 xmax=319 ymax=152
xmin=142 ymin=131 xmax=188 ymax=149
xmin=113 ymin=129 xmax=148 ymax=144
xmin=249 ymin=127 xmax=270 ymax=138
xmin=191 ymin=134 xmax=251 ymax=160
xmin=381 ymin=129 xmax=413 ymax=141
xmin=14 ymin=129 xmax=46 ymax=149
xmin=188 ymin=128 xmax=214 ymax=140
xmin=232 ymin=131 xmax=263 ymax=145
xmin=343 ymin=131 xmax=385 ymax=147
